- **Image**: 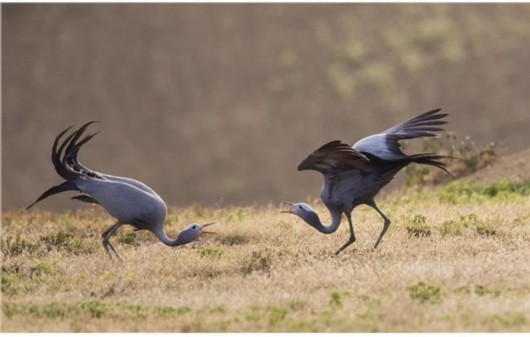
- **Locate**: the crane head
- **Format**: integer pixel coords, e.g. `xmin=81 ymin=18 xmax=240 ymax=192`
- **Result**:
xmin=176 ymin=222 xmax=215 ymax=245
xmin=280 ymin=200 xmax=321 ymax=230
xmin=280 ymin=200 xmax=315 ymax=216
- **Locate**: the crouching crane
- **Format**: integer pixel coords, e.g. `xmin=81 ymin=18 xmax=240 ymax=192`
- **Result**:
xmin=27 ymin=122 xmax=214 ymax=260
xmin=281 ymin=108 xmax=451 ymax=255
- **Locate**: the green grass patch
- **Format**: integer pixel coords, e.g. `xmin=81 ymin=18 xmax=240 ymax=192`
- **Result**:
xmin=116 ymin=231 xmax=138 ymax=245
xmin=487 ymin=313 xmax=526 ymax=328
xmin=197 ymin=247 xmax=223 ymax=259
xmin=1 ymin=235 xmax=42 ymax=257
xmin=2 ymin=301 xmax=195 ymax=320
xmin=408 ymin=281 xmax=442 ymax=304
xmin=438 ymin=179 xmax=530 ymax=204
xmin=39 ymin=230 xmax=97 ymax=255
xmin=455 ymin=284 xmax=501 ymax=297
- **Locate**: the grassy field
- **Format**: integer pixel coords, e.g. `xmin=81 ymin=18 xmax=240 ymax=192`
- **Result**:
xmin=2 ymin=178 xmax=530 ymax=332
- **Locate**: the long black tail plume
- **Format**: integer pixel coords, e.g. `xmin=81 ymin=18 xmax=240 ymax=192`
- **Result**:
xmin=27 ymin=122 xmax=100 ymax=210
xmin=52 ymin=126 xmax=77 ymax=181
xmin=63 ymin=121 xmax=100 ymax=173
xmin=406 ymin=153 xmax=454 ymax=177
xmin=26 ymin=181 xmax=80 ymax=210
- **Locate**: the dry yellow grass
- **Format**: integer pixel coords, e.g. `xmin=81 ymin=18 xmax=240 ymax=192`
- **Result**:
xmin=2 ymin=182 xmax=530 ymax=332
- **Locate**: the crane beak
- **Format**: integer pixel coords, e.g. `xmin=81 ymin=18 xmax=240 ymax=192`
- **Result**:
xmin=200 ymin=222 xmax=216 ymax=234
xmin=280 ymin=200 xmax=295 ymax=214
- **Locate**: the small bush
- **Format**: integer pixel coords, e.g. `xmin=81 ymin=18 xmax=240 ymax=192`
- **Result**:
xmin=155 ymin=306 xmax=192 ymax=316
xmin=269 ymin=308 xmax=288 ymax=326
xmin=459 ymin=213 xmax=480 ymax=228
xmin=1 ymin=236 xmax=41 ymax=257
xmin=439 ymin=220 xmax=462 ymax=236
xmin=329 ymin=291 xmax=349 ymax=308
xmin=475 ymin=224 xmax=496 ymax=236
xmin=219 ymin=233 xmax=251 ymax=246
xmin=81 ymin=300 xmax=108 ymax=318
xmin=197 ymin=247 xmax=223 ymax=259
xmin=241 ymin=249 xmax=272 ymax=275
xmin=116 ymin=231 xmax=138 ymax=245
xmin=33 ymin=260 xmax=60 ymax=277
xmin=40 ymin=230 xmax=73 ymax=250
xmin=488 ymin=313 xmax=526 ymax=328
xmin=1 ymin=273 xmax=18 ymax=296
xmin=406 ymin=215 xmax=432 ymax=238
xmin=474 ymin=285 xmax=501 ymax=297
xmin=459 ymin=213 xmax=496 ymax=236
xmin=30 ymin=303 xmax=69 ymax=319
xmin=39 ymin=230 xmax=97 ymax=255
xmin=439 ymin=214 xmax=496 ymax=237
xmin=404 ymin=131 xmax=497 ymax=186
xmin=408 ymin=281 xmax=442 ymax=304
xmin=454 ymin=284 xmax=501 ymax=297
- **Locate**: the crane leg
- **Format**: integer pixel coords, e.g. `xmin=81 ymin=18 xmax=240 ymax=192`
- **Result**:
xmin=334 ymin=212 xmax=356 ymax=255
xmin=102 ymin=221 xmax=123 ymax=261
xmin=367 ymin=200 xmax=391 ymax=249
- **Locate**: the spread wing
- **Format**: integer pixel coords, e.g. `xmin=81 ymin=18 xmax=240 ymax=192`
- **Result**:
xmin=297 ymin=140 xmax=374 ymax=174
xmin=352 ymin=108 xmax=447 ymax=160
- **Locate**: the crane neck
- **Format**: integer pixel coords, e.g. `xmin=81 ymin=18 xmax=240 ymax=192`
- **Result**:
xmin=305 ymin=206 xmax=343 ymax=234
xmin=152 ymin=227 xmax=186 ymax=247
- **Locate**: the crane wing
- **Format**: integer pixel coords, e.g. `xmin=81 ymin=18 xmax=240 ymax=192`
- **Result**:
xmin=297 ymin=140 xmax=374 ymax=173
xmin=352 ymin=108 xmax=447 ymax=160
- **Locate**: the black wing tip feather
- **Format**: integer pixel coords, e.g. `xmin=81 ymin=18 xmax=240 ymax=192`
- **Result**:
xmin=317 ymin=140 xmax=343 ymax=151
xmin=415 ymin=108 xmax=447 ymax=120
xmin=421 ymin=108 xmax=443 ymax=116
xmin=384 ymin=108 xmax=449 ymax=140
xmin=426 ymin=108 xmax=442 ymax=114
xmin=410 ymin=108 xmax=447 ymax=121
xmin=317 ymin=140 xmax=368 ymax=158
xmin=299 ymin=139 xmax=373 ymax=172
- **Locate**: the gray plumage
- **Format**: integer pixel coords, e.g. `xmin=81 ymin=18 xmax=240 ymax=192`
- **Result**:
xmin=282 ymin=108 xmax=450 ymax=255
xmin=27 ymin=122 xmax=214 ymax=260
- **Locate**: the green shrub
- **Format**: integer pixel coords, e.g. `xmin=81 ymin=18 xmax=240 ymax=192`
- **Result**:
xmin=81 ymin=300 xmax=108 ymax=318
xmin=1 ymin=235 xmax=41 ymax=257
xmin=404 ymin=131 xmax=497 ymax=186
xmin=439 ymin=220 xmax=462 ymax=236
xmin=406 ymin=214 xmax=432 ymax=238
xmin=197 ymin=247 xmax=223 ymax=259
xmin=329 ymin=291 xmax=344 ymax=308
xmin=220 ymin=233 xmax=251 ymax=246
xmin=475 ymin=224 xmax=496 ymax=236
xmin=269 ymin=308 xmax=288 ymax=326
xmin=241 ymin=249 xmax=273 ymax=275
xmin=408 ymin=281 xmax=442 ymax=304
xmin=116 ymin=231 xmax=138 ymax=245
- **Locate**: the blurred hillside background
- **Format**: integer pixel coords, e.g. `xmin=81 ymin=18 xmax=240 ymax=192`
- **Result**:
xmin=3 ymin=3 xmax=529 ymax=212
